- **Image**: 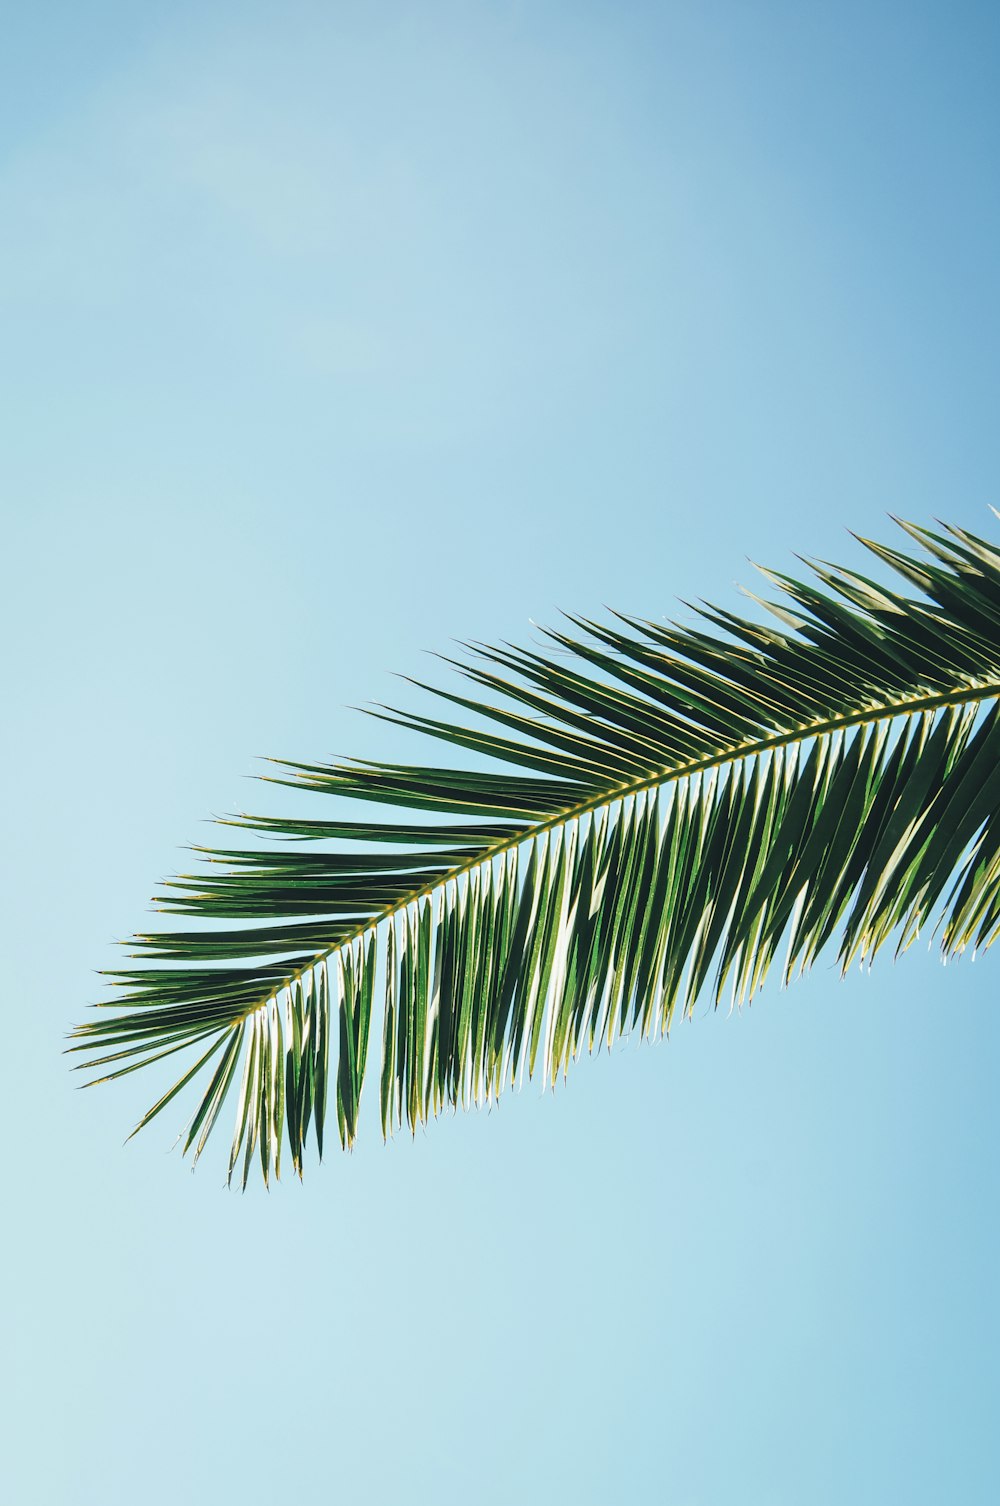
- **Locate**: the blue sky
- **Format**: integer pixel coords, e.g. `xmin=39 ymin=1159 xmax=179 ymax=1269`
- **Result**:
xmin=4 ymin=4 xmax=999 ymax=1503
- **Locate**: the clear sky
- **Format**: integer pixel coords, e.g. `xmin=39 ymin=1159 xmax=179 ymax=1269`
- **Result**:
xmin=3 ymin=3 xmax=999 ymax=1503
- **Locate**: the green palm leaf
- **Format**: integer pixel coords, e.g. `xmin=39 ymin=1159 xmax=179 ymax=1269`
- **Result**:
xmin=72 ymin=518 xmax=1000 ymax=1185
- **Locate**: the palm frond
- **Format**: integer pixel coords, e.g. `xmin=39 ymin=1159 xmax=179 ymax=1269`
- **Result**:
xmin=71 ymin=519 xmax=1000 ymax=1184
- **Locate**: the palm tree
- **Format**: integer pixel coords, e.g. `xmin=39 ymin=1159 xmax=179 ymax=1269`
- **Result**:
xmin=72 ymin=518 xmax=1000 ymax=1186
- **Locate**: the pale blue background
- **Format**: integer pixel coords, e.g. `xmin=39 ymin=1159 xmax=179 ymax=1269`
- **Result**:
xmin=3 ymin=4 xmax=999 ymax=1503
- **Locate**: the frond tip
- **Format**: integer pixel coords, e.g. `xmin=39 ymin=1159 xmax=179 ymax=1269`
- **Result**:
xmin=71 ymin=518 xmax=1000 ymax=1185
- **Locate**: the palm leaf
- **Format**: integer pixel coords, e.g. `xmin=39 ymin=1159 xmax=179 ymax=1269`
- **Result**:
xmin=71 ymin=518 xmax=1000 ymax=1184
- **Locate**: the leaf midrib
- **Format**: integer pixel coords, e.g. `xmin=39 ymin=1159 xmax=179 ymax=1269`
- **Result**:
xmin=216 ymin=674 xmax=1000 ymax=1019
